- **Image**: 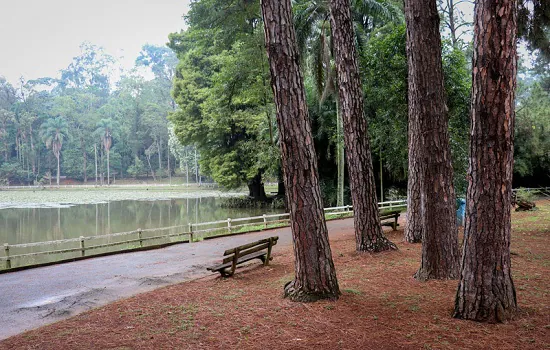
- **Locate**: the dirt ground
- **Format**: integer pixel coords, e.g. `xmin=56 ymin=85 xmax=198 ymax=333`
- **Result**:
xmin=1 ymin=202 xmax=549 ymax=350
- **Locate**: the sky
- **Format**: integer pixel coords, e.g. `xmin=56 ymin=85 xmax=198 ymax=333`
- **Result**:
xmin=0 ymin=0 xmax=191 ymax=85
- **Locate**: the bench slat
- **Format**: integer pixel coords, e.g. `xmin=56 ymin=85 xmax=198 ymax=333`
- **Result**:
xmin=222 ymin=242 xmax=273 ymax=264
xmin=223 ymin=236 xmax=279 ymax=256
xmin=207 ymin=251 xmax=267 ymax=272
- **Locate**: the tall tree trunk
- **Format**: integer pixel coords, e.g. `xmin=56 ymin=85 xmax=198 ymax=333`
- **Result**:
xmin=454 ymin=0 xmax=517 ymax=322
xmin=100 ymin=148 xmax=104 ymax=185
xmin=167 ymin=140 xmax=171 ymax=184
xmin=336 ymin=100 xmax=345 ymax=207
xmin=261 ymin=0 xmax=340 ymax=302
xmin=56 ymin=153 xmax=60 ymax=186
xmin=106 ymin=149 xmax=110 ymax=185
xmin=447 ymin=0 xmax=457 ymax=47
xmin=405 ymin=0 xmax=459 ymax=280
xmin=30 ymin=127 xmax=35 ymax=176
xmin=194 ymin=148 xmax=199 ymax=185
xmin=185 ymin=151 xmax=189 ymax=187
xmin=146 ymin=153 xmax=156 ymax=181
xmin=405 ymin=134 xmax=422 ymax=243
xmin=82 ymin=137 xmax=87 ymax=183
xmin=158 ymin=138 xmax=162 ymax=175
xmin=94 ymin=144 xmax=98 ymax=184
xmin=330 ymin=0 xmax=396 ymax=252
xmin=247 ymin=172 xmax=267 ymax=201
xmin=15 ymin=135 xmax=19 ymax=163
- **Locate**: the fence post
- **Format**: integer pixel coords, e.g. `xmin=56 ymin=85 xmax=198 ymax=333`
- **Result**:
xmin=263 ymin=214 xmax=267 ymax=229
xmin=4 ymin=243 xmax=10 ymax=269
xmin=346 ymin=205 xmax=350 ymax=212
xmin=138 ymin=229 xmax=143 ymax=248
xmin=80 ymin=236 xmax=85 ymax=257
xmin=227 ymin=218 xmax=232 ymax=233
xmin=188 ymin=223 xmax=193 ymax=243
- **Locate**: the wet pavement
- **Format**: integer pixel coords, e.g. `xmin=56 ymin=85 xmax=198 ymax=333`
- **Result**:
xmin=0 ymin=218 xmax=356 ymax=340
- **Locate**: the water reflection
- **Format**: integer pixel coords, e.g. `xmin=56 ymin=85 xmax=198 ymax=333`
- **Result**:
xmin=0 ymin=197 xmax=282 ymax=245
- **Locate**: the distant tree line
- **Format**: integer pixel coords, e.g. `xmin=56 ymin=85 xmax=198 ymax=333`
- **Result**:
xmin=0 ymin=43 xmax=201 ymax=186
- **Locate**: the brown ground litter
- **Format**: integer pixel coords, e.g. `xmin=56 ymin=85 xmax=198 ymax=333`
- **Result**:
xmin=1 ymin=201 xmax=549 ymax=350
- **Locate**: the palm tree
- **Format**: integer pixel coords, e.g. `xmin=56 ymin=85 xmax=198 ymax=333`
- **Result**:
xmin=40 ymin=117 xmax=69 ymax=185
xmin=95 ymin=119 xmax=115 ymax=185
xmin=293 ymin=0 xmax=402 ymax=206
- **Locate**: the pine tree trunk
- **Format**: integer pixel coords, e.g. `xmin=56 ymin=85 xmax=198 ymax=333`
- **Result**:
xmin=405 ymin=0 xmax=459 ymax=280
xmin=405 ymin=131 xmax=422 ymax=243
xmin=330 ymin=0 xmax=396 ymax=252
xmin=454 ymin=0 xmax=517 ymax=322
xmin=261 ymin=0 xmax=340 ymax=302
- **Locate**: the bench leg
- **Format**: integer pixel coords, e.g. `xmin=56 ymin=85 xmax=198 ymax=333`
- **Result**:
xmin=265 ymin=238 xmax=273 ymax=266
xmin=220 ymin=268 xmax=234 ymax=277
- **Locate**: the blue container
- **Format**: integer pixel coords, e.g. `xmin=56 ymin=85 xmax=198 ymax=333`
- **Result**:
xmin=456 ymin=198 xmax=466 ymax=226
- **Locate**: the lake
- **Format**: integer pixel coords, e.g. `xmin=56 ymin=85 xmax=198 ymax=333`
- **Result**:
xmin=0 ymin=190 xmax=284 ymax=269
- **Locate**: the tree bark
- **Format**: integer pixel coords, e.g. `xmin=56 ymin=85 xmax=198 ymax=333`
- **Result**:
xmin=454 ymin=0 xmax=517 ymax=322
xmin=261 ymin=0 xmax=340 ymax=302
xmin=404 ymin=133 xmax=422 ymax=243
xmin=405 ymin=0 xmax=460 ymax=280
xmin=330 ymin=0 xmax=396 ymax=252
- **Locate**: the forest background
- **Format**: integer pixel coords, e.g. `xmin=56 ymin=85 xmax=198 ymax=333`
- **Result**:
xmin=0 ymin=0 xmax=548 ymax=206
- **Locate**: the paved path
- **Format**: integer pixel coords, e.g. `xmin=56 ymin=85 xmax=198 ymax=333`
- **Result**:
xmin=0 ymin=218 xmax=356 ymax=340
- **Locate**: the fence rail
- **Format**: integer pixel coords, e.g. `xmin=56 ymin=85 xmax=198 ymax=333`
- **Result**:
xmin=0 ymin=200 xmax=407 ymax=271
xmin=513 ymin=187 xmax=550 ymax=197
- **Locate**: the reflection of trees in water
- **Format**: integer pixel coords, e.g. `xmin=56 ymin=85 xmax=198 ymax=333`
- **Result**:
xmin=0 ymin=197 xmax=284 ymax=244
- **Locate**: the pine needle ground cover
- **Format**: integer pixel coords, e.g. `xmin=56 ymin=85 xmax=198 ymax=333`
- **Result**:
xmin=1 ymin=202 xmax=548 ymax=349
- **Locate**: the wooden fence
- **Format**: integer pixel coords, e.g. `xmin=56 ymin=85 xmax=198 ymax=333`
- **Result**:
xmin=0 ymin=200 xmax=407 ymax=271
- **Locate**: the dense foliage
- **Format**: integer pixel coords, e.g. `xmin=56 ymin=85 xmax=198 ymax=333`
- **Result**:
xmin=0 ymin=43 xmax=199 ymax=186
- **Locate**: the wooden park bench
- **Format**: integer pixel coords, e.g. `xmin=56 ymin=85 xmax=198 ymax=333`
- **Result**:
xmin=207 ymin=236 xmax=279 ymax=277
xmin=380 ymin=210 xmax=400 ymax=230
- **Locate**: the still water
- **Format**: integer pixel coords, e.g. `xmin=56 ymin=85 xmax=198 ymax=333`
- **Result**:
xmin=0 ymin=197 xmax=283 ymax=245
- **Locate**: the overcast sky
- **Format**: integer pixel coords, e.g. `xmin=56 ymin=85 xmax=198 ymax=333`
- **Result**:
xmin=0 ymin=0 xmax=191 ymax=85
